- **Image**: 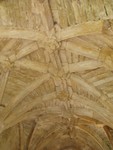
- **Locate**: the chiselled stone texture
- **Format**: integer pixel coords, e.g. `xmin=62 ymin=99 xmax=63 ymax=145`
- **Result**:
xmin=0 ymin=0 xmax=113 ymax=150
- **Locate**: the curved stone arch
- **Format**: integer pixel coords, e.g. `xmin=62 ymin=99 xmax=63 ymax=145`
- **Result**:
xmin=3 ymin=94 xmax=113 ymax=133
xmin=25 ymin=114 xmax=111 ymax=150
xmin=28 ymin=121 xmax=108 ymax=150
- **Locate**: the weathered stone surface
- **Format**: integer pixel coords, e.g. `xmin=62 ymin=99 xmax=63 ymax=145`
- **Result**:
xmin=0 ymin=0 xmax=113 ymax=150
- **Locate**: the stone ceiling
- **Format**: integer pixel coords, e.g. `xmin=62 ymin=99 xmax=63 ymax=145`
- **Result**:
xmin=0 ymin=0 xmax=113 ymax=150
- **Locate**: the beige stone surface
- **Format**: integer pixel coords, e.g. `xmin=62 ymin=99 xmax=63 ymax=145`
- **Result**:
xmin=0 ymin=0 xmax=113 ymax=150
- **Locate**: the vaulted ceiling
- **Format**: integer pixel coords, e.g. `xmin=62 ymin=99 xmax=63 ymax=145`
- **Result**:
xmin=0 ymin=0 xmax=113 ymax=150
